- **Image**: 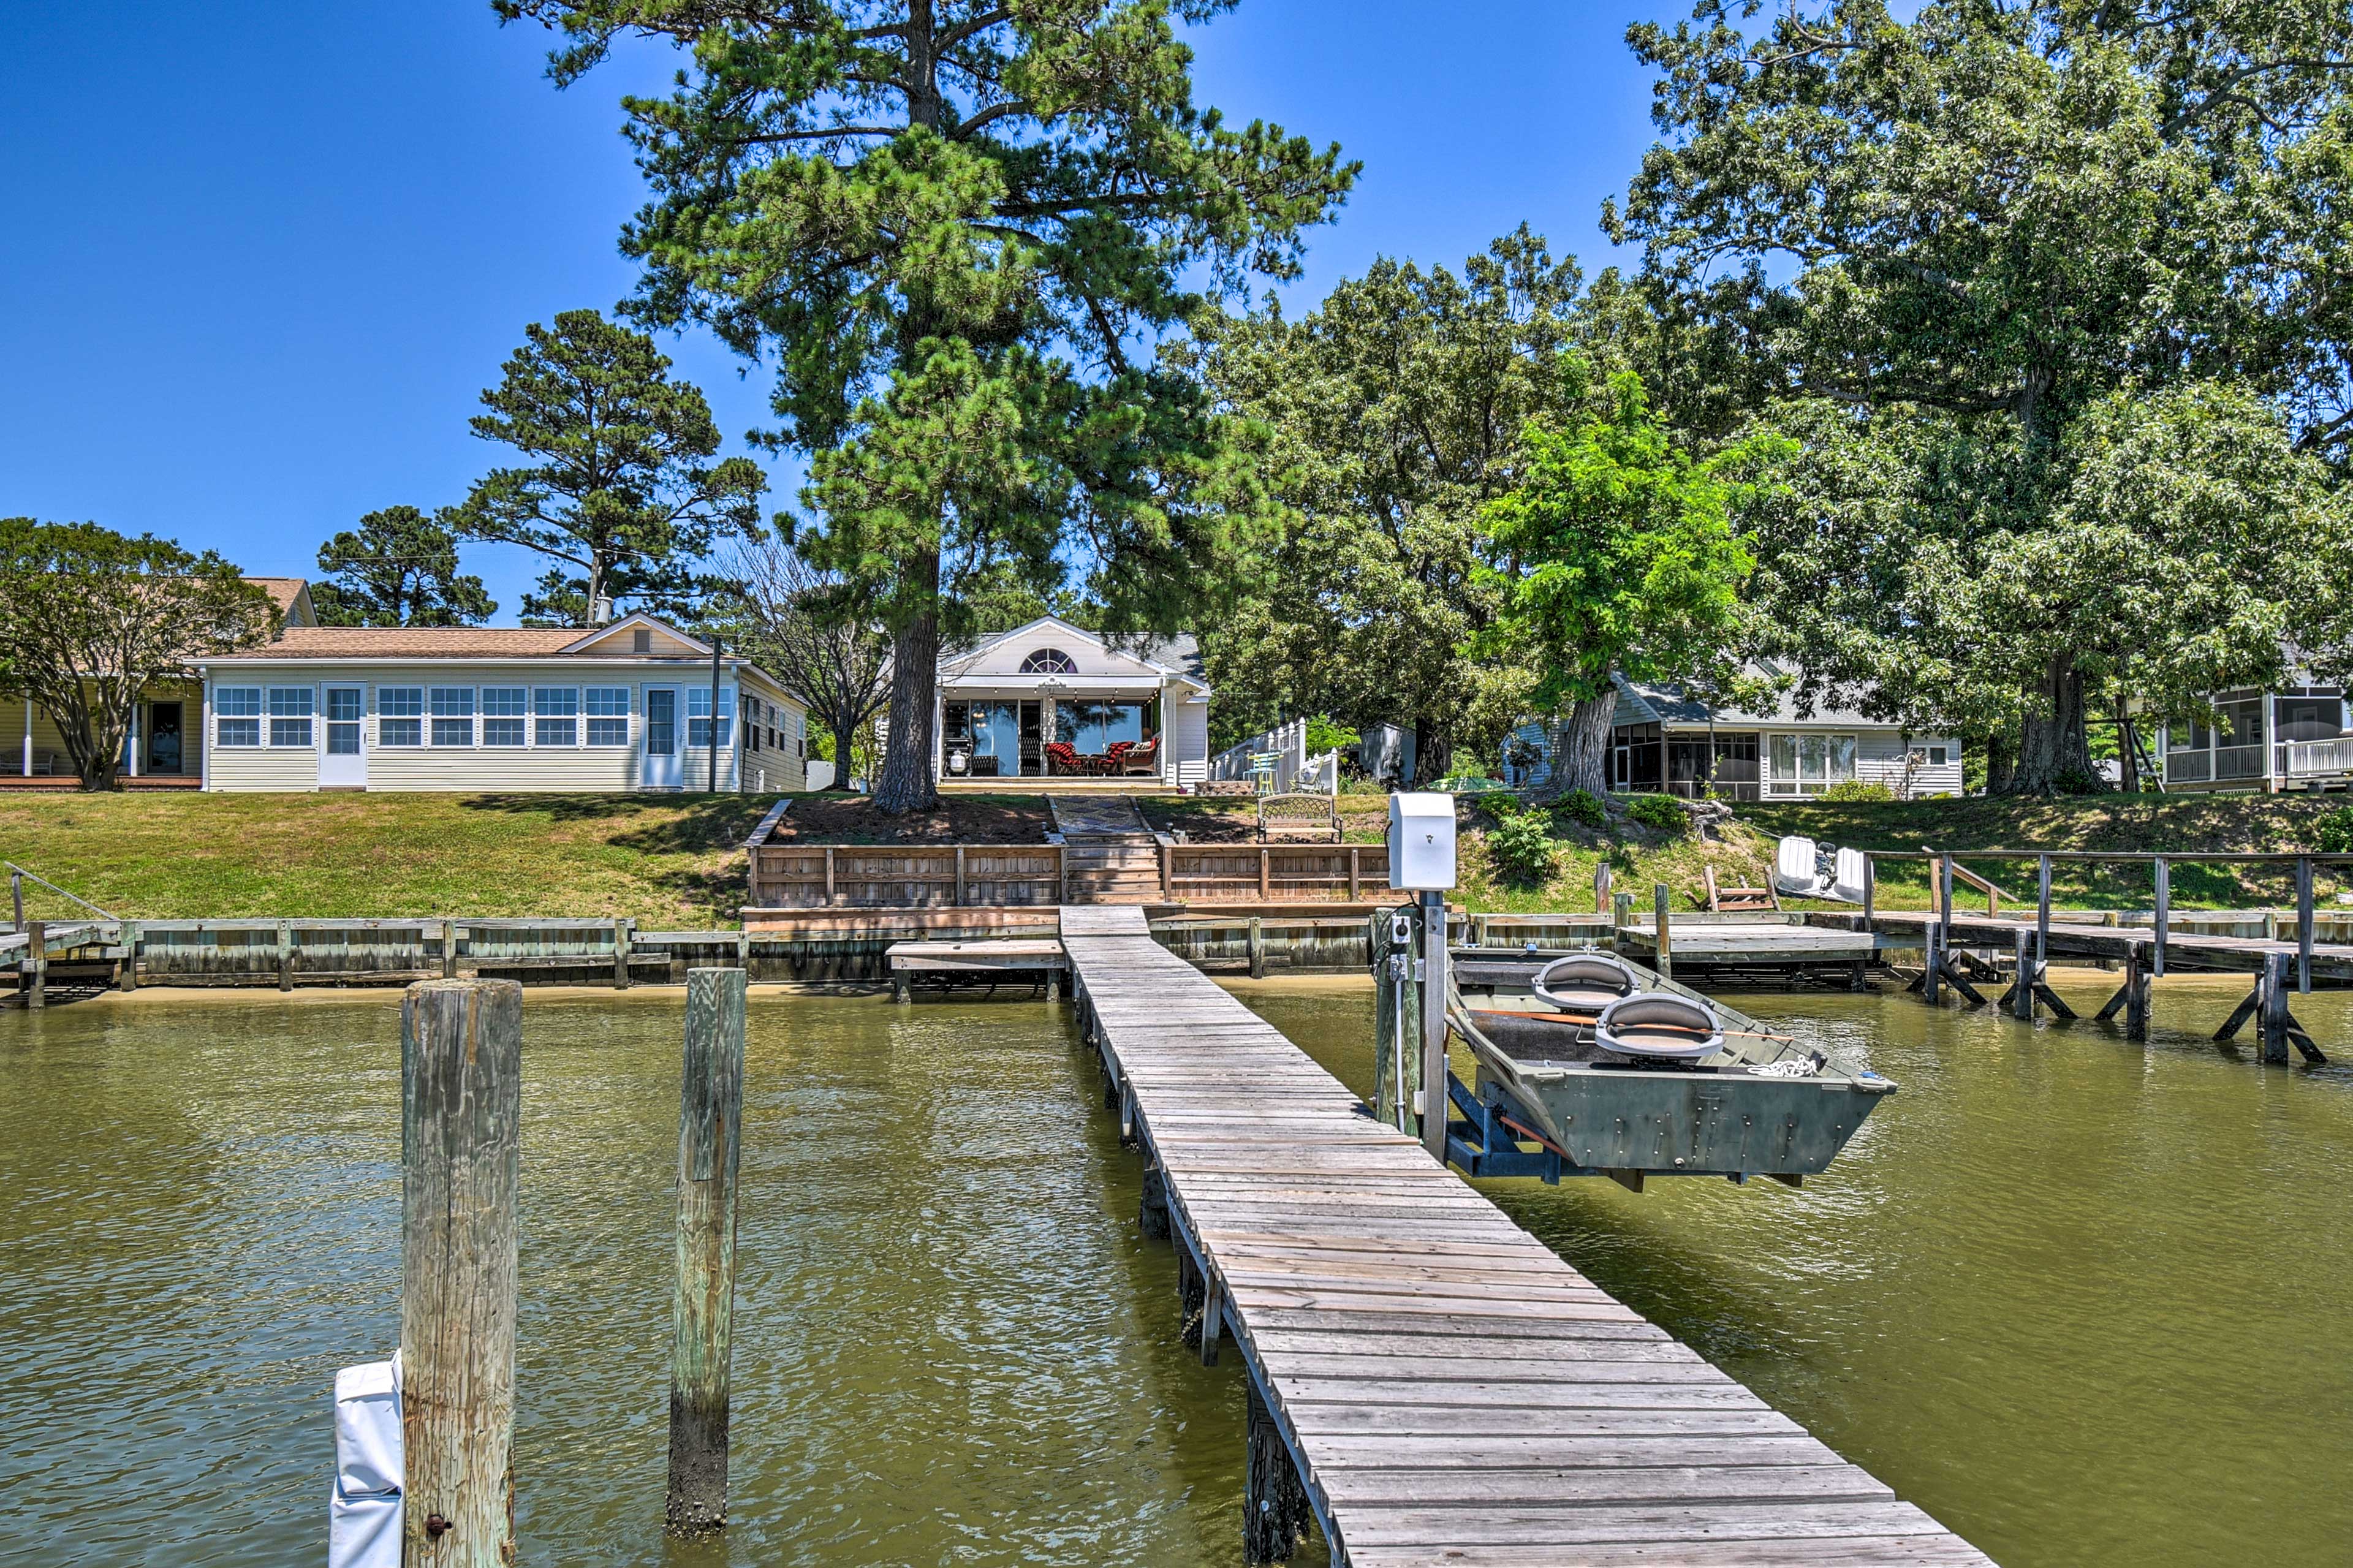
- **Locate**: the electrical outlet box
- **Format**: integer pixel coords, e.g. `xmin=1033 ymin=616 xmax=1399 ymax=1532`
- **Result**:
xmin=1387 ymin=792 xmax=1457 ymax=890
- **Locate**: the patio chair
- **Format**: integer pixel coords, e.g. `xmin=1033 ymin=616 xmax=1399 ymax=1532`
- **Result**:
xmin=1102 ymin=741 xmax=1134 ymax=776
xmin=1118 ymin=738 xmax=1161 ymax=776
xmin=1246 ymin=750 xmax=1283 ymax=793
xmin=1044 ymin=741 xmax=1080 ymax=776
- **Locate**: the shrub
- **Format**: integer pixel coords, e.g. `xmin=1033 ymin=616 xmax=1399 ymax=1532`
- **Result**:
xmin=1625 ymin=793 xmax=1690 ymax=836
xmin=1819 ymin=779 xmax=1895 ymax=803
xmin=1552 ymin=789 xmax=1608 ymax=830
xmin=2315 ymin=803 xmax=2353 ymax=855
xmin=1486 ymin=809 xmax=1559 ymax=885
xmin=1305 ymin=714 xmax=1361 ymax=756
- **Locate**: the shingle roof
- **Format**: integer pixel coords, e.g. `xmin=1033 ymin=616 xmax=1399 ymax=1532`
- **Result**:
xmin=245 ymin=577 xmax=310 ymax=616
xmin=212 ymin=626 xmax=618 ymax=659
xmin=1612 ymin=666 xmax=1887 ymax=729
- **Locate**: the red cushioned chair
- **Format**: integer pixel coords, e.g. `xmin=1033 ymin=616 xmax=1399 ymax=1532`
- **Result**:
xmin=1044 ymin=741 xmax=1080 ymax=776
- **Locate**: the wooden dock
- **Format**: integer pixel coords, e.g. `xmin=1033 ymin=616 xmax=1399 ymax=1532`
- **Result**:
xmin=1616 ymin=914 xmax=1881 ymax=988
xmin=1061 ymin=904 xmax=1990 ymax=1566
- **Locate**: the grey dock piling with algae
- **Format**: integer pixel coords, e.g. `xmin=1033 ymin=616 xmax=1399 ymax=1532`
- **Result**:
xmin=666 ymin=968 xmax=748 ymax=1534
xmin=400 ymin=978 xmax=522 ymax=1567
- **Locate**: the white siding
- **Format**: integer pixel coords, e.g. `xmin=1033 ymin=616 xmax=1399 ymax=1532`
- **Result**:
xmin=199 ymin=661 xmax=806 ymax=793
xmin=1852 ymin=732 xmax=1964 ymax=797
xmin=950 ymin=619 xmax=1167 ymax=680
xmin=1169 ymin=690 xmax=1210 ymax=777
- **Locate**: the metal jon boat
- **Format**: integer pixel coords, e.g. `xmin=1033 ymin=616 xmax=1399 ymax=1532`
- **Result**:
xmin=1445 ymin=947 xmax=1896 ymax=1189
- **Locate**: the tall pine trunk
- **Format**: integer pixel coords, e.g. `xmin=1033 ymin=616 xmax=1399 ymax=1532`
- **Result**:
xmin=1409 ymin=718 xmax=1453 ymax=787
xmin=2003 ymin=653 xmax=2099 ymax=795
xmin=1547 ymin=691 xmax=1616 ymax=798
xmin=873 ymin=550 xmax=942 ymax=815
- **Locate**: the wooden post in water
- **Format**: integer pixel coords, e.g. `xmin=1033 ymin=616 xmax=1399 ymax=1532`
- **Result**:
xmin=1593 ymin=860 xmax=1612 ymax=915
xmin=613 ymin=918 xmax=633 ymax=990
xmin=2152 ymin=857 xmax=2170 ymax=977
xmin=2259 ymin=950 xmax=2291 ymax=1066
xmin=668 ymin=968 xmax=748 ymax=1534
xmin=1652 ymin=884 xmax=1673 ymax=983
xmin=2010 ymin=926 xmax=2035 ymax=1021
xmin=277 ymin=918 xmax=294 ymax=992
xmin=25 ymin=920 xmax=44 ymax=1009
xmin=2036 ymin=855 xmax=2052 ymax=977
xmin=119 ymin=920 xmax=138 ymax=992
xmin=1418 ymin=891 xmax=1449 ymax=1162
xmin=1247 ymin=916 xmax=1266 ymax=980
xmin=400 ymin=978 xmax=522 ymax=1568
xmin=1861 ymin=855 xmax=1875 ymax=926
xmin=2295 ymin=855 xmax=2314 ymax=994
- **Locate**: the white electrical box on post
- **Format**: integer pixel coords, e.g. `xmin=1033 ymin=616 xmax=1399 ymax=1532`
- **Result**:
xmin=1389 ymin=792 xmax=1458 ymax=1160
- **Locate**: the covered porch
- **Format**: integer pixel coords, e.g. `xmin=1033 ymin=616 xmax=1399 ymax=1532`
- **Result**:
xmin=7 ymin=683 xmax=203 ymax=785
xmin=937 ymin=679 xmax=1172 ymax=784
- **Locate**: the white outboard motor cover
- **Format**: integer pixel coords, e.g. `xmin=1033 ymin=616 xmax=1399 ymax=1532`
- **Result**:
xmin=330 ymin=1353 xmax=403 ymax=1568
xmin=1773 ymin=836 xmax=1820 ymax=895
xmin=1832 ymin=847 xmax=1870 ymax=904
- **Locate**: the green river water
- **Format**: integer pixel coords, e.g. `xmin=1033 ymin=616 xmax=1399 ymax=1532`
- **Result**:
xmin=2 ymin=969 xmax=2349 ymax=1565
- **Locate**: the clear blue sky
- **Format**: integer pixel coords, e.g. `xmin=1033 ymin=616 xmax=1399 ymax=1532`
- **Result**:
xmin=1 ymin=1 xmax=1680 ymax=622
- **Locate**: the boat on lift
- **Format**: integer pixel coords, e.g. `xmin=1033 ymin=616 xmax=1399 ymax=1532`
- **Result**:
xmin=1445 ymin=946 xmax=1896 ymax=1186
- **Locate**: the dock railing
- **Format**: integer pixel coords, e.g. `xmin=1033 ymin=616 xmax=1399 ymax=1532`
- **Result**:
xmin=1857 ymin=847 xmax=2353 ymax=994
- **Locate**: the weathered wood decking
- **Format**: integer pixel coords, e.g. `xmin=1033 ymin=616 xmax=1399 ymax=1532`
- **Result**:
xmin=1060 ymin=904 xmax=1990 ymax=1567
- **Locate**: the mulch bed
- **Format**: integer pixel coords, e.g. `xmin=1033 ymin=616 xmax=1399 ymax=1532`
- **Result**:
xmin=773 ymin=793 xmax=1051 ymax=845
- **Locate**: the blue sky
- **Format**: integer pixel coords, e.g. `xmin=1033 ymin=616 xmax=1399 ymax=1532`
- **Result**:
xmin=1 ymin=1 xmax=1680 ymax=621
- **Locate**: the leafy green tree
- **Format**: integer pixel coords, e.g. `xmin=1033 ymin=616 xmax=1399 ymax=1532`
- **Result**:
xmin=1184 ymin=229 xmax=1583 ymax=780
xmin=498 ymin=0 xmax=1355 ymax=810
xmin=311 ymin=506 xmax=496 ymax=627
xmin=0 ymin=520 xmax=278 ymax=790
xmin=1481 ymin=373 xmax=1784 ymax=797
xmin=1612 ymin=0 xmax=2353 ymax=790
xmin=453 ymin=309 xmax=766 ymax=627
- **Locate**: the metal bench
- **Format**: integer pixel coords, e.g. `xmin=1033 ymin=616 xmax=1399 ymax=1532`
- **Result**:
xmin=1257 ymin=792 xmax=1340 ymax=843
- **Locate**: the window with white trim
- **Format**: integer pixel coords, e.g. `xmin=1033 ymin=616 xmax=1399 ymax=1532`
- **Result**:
xmin=217 ymin=687 xmax=262 ymax=748
xmin=430 ymin=687 xmax=476 ymax=747
xmin=534 ymin=686 xmax=579 ymax=746
xmin=481 ymin=687 xmax=526 ymax=747
xmin=585 ymin=686 xmax=630 ymax=746
xmin=1766 ymin=733 xmax=1857 ymax=796
xmin=268 ymin=687 xmax=314 ymax=748
xmin=688 ymin=687 xmax=733 ymax=748
xmin=379 ymin=687 xmax=423 ymax=747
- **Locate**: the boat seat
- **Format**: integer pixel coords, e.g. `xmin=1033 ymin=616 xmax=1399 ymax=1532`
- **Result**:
xmin=1530 ymin=953 xmax=1641 ymax=1017
xmin=1596 ymin=992 xmax=1726 ymax=1062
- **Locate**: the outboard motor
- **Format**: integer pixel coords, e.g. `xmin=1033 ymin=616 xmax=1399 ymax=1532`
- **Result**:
xmin=1595 ymin=991 xmax=1726 ymax=1064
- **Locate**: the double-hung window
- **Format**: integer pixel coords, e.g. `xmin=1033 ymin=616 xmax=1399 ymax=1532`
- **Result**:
xmin=585 ymin=687 xmax=631 ymax=747
xmin=534 ymin=686 xmax=578 ymax=747
xmin=688 ymin=687 xmax=733 ymax=748
xmin=430 ymin=687 xmax=476 ymax=747
xmin=1767 ymin=733 xmax=1857 ymax=796
xmin=481 ymin=687 xmax=527 ymax=747
xmin=268 ymin=687 xmax=314 ymax=748
xmin=216 ymin=687 xmax=262 ymax=748
xmin=379 ymin=687 xmax=423 ymax=747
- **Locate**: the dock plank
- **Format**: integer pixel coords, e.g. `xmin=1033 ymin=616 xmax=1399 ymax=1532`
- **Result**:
xmin=1058 ymin=905 xmax=1992 ymax=1566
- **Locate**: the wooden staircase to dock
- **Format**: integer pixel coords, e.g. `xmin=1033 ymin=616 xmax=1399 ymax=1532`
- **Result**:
xmin=1050 ymin=795 xmax=1166 ymax=904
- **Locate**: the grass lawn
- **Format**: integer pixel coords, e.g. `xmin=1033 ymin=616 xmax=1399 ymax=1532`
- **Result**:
xmin=0 ymin=791 xmax=782 ymax=923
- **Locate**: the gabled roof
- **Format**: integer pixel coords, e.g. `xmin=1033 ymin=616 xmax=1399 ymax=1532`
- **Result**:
xmin=1610 ymin=666 xmax=1889 ymax=730
xmin=941 ymin=615 xmax=1208 ymax=686
xmin=243 ymin=577 xmax=317 ymax=626
xmin=558 ymin=610 xmax=713 ymax=657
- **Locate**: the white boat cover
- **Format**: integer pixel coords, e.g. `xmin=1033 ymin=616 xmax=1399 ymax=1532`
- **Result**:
xmin=329 ymin=1354 xmax=402 ymax=1568
xmin=1773 ymin=836 xmax=1820 ymax=895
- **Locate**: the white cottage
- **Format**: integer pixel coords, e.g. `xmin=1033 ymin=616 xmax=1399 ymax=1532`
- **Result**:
xmin=930 ymin=616 xmax=1211 ymax=787
xmin=195 ymin=610 xmax=808 ymax=793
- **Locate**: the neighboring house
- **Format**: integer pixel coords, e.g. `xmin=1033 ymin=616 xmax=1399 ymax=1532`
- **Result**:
xmin=2159 ymin=683 xmax=2350 ymax=793
xmin=925 ymin=615 xmax=1211 ymax=786
xmin=1502 ymin=668 xmax=1965 ymax=801
xmin=6 ymin=577 xmax=317 ymax=786
xmin=192 ymin=604 xmax=807 ymax=793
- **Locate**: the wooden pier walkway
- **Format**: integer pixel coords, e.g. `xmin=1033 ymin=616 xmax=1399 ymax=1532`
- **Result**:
xmin=1060 ymin=904 xmax=1989 ymax=1566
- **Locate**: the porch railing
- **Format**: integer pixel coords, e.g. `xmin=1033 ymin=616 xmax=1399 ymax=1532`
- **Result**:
xmin=2284 ymin=738 xmax=2353 ymax=778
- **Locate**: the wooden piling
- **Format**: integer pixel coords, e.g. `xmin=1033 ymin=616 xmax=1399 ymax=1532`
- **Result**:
xmin=1247 ymin=916 xmax=1266 ymax=980
xmin=1593 ymin=860 xmax=1612 ymax=915
xmin=1861 ymin=855 xmax=1875 ymax=926
xmin=667 ymin=968 xmax=748 ymax=1534
xmin=276 ymin=918 xmax=294 ymax=992
xmin=1653 ymin=883 xmax=1673 ymax=982
xmin=613 ymin=918 xmax=633 ymax=990
xmin=2295 ymin=855 xmax=2314 ymax=994
xmin=25 ymin=920 xmax=44 ymax=1009
xmin=441 ymin=919 xmax=457 ymax=980
xmin=2011 ymin=926 xmax=2035 ymax=1021
xmin=2125 ymin=945 xmax=2150 ymax=1040
xmin=119 ymin=920 xmax=139 ymax=992
xmin=400 ymin=978 xmax=522 ymax=1568
xmin=2153 ymin=857 xmax=2170 ymax=978
xmin=2259 ymin=951 xmax=2292 ymax=1066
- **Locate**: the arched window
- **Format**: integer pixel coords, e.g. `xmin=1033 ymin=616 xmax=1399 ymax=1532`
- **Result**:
xmin=1020 ymin=648 xmax=1077 ymax=674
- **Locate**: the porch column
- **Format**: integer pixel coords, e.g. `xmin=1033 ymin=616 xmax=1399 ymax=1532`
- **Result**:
xmin=932 ymin=684 xmax=944 ymax=781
